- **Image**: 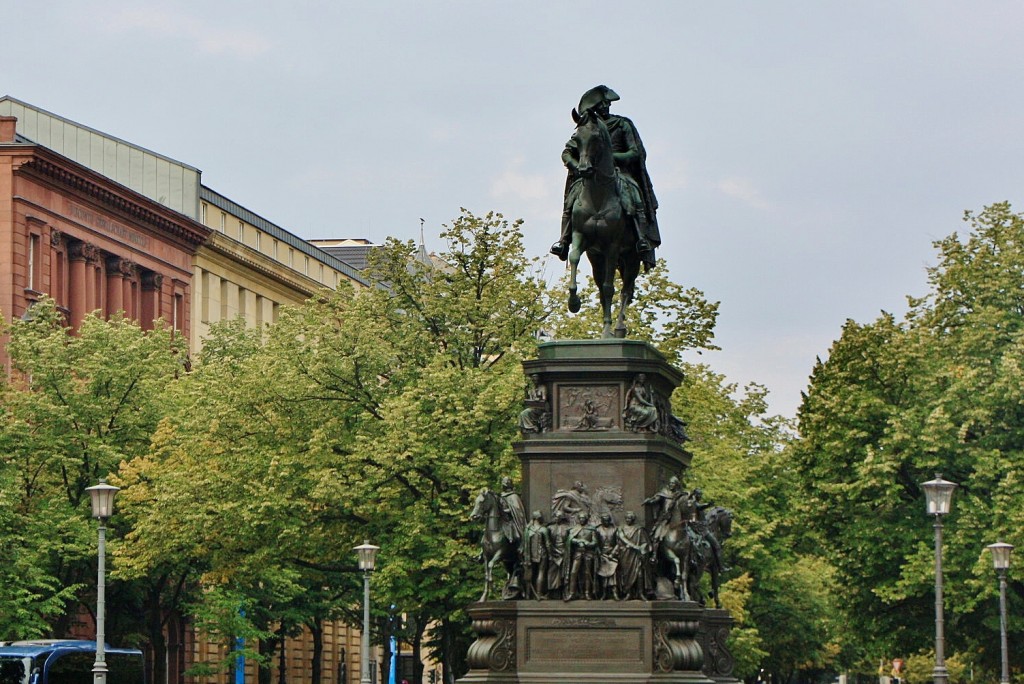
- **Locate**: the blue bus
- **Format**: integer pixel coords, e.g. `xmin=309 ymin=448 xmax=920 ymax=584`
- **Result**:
xmin=0 ymin=640 xmax=145 ymax=684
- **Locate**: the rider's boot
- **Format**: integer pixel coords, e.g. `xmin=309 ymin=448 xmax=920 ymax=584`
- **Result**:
xmin=550 ymin=210 xmax=572 ymax=260
xmin=635 ymin=215 xmax=652 ymax=253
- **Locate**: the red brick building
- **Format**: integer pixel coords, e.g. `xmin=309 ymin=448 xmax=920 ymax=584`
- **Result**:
xmin=0 ymin=115 xmax=208 ymax=351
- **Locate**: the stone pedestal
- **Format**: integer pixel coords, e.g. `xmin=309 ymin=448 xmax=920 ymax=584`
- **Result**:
xmin=460 ymin=340 xmax=721 ymax=684
xmin=517 ymin=340 xmax=690 ymax=530
xmin=698 ymin=610 xmax=740 ymax=684
xmin=461 ymin=601 xmax=714 ymax=684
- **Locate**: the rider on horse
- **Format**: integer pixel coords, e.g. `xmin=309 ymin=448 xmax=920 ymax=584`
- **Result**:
xmin=643 ymin=475 xmax=686 ymax=554
xmin=498 ymin=476 xmax=526 ymax=544
xmin=691 ymin=488 xmax=729 ymax=574
xmin=551 ymin=85 xmax=660 ymax=269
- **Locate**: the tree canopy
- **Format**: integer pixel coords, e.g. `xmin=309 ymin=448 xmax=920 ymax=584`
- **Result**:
xmin=792 ymin=203 xmax=1024 ymax=676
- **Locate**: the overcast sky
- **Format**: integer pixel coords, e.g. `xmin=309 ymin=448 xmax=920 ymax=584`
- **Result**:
xmin=7 ymin=1 xmax=1024 ymax=417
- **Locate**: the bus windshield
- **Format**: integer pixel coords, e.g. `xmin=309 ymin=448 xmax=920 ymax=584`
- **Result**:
xmin=0 ymin=650 xmax=144 ymax=684
xmin=0 ymin=656 xmax=32 ymax=684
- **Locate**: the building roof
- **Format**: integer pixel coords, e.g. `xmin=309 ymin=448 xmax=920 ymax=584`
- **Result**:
xmin=0 ymin=96 xmax=201 ymax=218
xmin=1 ymin=96 xmax=368 ymax=287
xmin=309 ymin=240 xmax=379 ymax=271
xmin=202 ymin=188 xmax=368 ymax=286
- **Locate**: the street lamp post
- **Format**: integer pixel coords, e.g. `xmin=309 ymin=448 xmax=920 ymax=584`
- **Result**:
xmin=354 ymin=541 xmax=380 ymax=684
xmin=86 ymin=479 xmax=120 ymax=684
xmin=986 ymin=541 xmax=1013 ymax=684
xmin=921 ymin=473 xmax=957 ymax=684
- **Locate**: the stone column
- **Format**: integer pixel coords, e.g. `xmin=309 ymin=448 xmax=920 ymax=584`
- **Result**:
xmin=84 ymin=247 xmax=101 ymax=318
xmin=67 ymin=242 xmax=95 ymax=329
xmin=121 ymin=261 xmax=136 ymax=319
xmin=105 ymin=256 xmax=124 ymax=317
xmin=140 ymin=271 xmax=163 ymax=330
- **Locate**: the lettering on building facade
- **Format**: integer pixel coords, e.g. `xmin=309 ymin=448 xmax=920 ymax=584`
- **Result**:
xmin=67 ymin=201 xmax=151 ymax=249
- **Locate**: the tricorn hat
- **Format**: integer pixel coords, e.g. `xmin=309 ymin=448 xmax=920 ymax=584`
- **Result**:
xmin=578 ymin=85 xmax=620 ymax=114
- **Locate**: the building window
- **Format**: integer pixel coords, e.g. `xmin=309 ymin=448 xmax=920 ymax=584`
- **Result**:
xmin=304 ymin=256 xmax=309 ymax=275
xmin=201 ymin=203 xmax=208 ymax=225
xmin=238 ymin=221 xmax=245 ymax=241
xmin=27 ymin=233 xmax=40 ymax=292
xmin=55 ymin=249 xmax=66 ymax=307
xmin=272 ymin=239 xmax=278 ymax=259
xmin=220 ymin=212 xmax=227 ymax=233
xmin=254 ymin=230 xmax=261 ymax=252
xmin=173 ymin=292 xmax=184 ymax=334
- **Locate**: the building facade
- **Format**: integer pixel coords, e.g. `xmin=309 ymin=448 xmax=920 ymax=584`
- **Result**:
xmin=0 ymin=115 xmax=207 ymax=346
xmin=0 ymin=96 xmax=368 ymax=355
xmin=0 ymin=97 xmax=374 ymax=684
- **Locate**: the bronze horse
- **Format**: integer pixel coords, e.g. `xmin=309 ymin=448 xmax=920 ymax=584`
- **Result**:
xmin=703 ymin=506 xmax=734 ymax=608
xmin=685 ymin=505 xmax=734 ymax=608
xmin=656 ymin=492 xmax=699 ymax=601
xmin=566 ymin=109 xmax=642 ymax=338
xmin=469 ymin=488 xmax=518 ymax=601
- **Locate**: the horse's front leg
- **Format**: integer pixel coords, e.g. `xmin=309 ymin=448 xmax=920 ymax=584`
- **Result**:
xmin=480 ymin=549 xmax=500 ymax=602
xmin=664 ymin=549 xmax=687 ymax=601
xmin=567 ymin=232 xmax=585 ymax=313
xmin=597 ymin=256 xmax=616 ymax=337
xmin=614 ymin=258 xmax=638 ymax=338
xmin=709 ymin=566 xmax=721 ymax=609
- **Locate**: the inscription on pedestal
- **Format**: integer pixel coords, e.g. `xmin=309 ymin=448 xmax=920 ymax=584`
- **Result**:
xmin=525 ymin=627 xmax=644 ymax=664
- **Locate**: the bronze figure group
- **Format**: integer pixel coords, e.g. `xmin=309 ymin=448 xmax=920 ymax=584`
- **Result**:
xmin=474 ymin=477 xmax=733 ymax=606
xmin=553 ymin=85 xmax=660 ymax=337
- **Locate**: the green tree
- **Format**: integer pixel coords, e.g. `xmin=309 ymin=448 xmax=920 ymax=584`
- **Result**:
xmin=792 ymin=203 xmax=1024 ymax=674
xmin=118 ymin=210 xmax=551 ymax=684
xmin=0 ymin=298 xmax=184 ymax=650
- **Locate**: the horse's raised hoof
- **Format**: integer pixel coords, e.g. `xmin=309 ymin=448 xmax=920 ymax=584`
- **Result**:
xmin=568 ymin=291 xmax=581 ymax=313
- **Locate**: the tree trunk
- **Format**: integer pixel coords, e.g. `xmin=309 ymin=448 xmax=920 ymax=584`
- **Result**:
xmin=440 ymin=618 xmax=454 ymax=684
xmin=309 ymin=618 xmax=323 ymax=684
xmin=258 ymin=635 xmax=278 ymax=684
xmin=146 ymin=581 xmax=168 ymax=684
xmin=379 ymin=617 xmax=393 ymax=684
xmin=277 ymin=624 xmax=288 ymax=684
xmin=411 ymin=615 xmax=425 ymax=684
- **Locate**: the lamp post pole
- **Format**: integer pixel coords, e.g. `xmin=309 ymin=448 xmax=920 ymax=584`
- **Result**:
xmin=931 ymin=512 xmax=948 ymax=684
xmin=354 ymin=541 xmax=380 ymax=684
xmin=997 ymin=565 xmax=1010 ymax=684
xmin=86 ymin=479 xmax=120 ymax=684
xmin=987 ymin=542 xmax=1013 ymax=684
xmin=921 ymin=474 xmax=956 ymax=684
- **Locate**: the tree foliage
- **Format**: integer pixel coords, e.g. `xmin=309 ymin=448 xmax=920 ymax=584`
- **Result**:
xmin=0 ymin=298 xmax=184 ymax=642
xmin=117 ymin=210 xmax=550 ymax=681
xmin=793 ymin=203 xmax=1024 ymax=676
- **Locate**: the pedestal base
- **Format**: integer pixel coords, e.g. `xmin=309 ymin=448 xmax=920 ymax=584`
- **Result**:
xmin=459 ymin=601 xmax=715 ymax=684
xmin=698 ymin=610 xmax=740 ymax=684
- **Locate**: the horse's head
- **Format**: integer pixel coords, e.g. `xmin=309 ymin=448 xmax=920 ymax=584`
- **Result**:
xmin=710 ymin=507 xmax=734 ymax=540
xmin=470 ymin=488 xmax=494 ymax=522
xmin=572 ymin=109 xmax=613 ymax=180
